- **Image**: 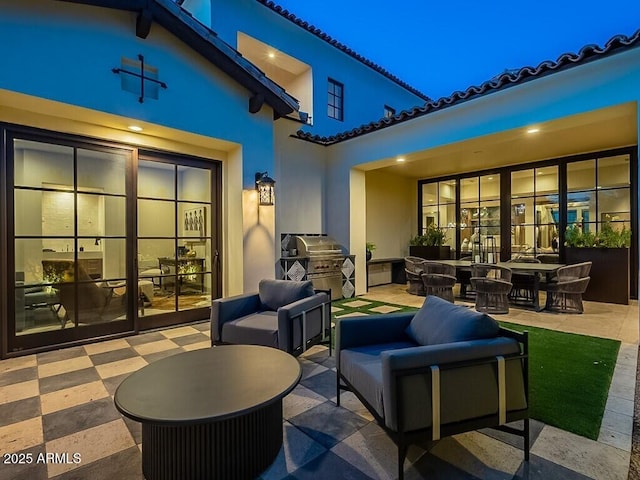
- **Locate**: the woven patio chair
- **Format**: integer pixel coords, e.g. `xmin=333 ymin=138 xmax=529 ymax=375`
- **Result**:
xmin=471 ymin=264 xmax=513 ymax=314
xmin=457 ymin=255 xmax=474 ymax=298
xmin=404 ymin=256 xmax=427 ymax=295
xmin=421 ymin=261 xmax=457 ymax=303
xmin=545 ymin=262 xmax=592 ymax=314
xmin=507 ymin=257 xmax=541 ymax=305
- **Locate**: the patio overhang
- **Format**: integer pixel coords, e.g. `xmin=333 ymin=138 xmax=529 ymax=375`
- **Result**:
xmin=359 ymin=102 xmax=637 ymax=180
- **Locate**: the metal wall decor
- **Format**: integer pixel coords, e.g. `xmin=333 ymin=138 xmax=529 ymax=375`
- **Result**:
xmin=112 ymin=54 xmax=167 ymax=103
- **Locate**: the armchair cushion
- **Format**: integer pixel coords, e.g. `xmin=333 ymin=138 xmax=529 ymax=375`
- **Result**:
xmin=221 ymin=311 xmax=279 ymax=348
xmin=405 ymin=295 xmax=499 ymax=346
xmin=258 ymin=279 xmax=315 ymax=311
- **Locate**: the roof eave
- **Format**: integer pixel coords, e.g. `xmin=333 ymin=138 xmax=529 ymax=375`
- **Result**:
xmin=56 ymin=0 xmax=298 ymax=117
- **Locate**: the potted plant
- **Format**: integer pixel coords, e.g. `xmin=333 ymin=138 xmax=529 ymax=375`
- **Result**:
xmin=564 ymin=220 xmax=631 ymax=304
xmin=366 ymin=242 xmax=376 ymax=262
xmin=408 ymin=224 xmax=451 ymax=260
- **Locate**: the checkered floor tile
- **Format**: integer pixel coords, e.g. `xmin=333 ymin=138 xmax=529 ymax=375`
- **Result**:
xmin=0 ymin=318 xmax=625 ymax=479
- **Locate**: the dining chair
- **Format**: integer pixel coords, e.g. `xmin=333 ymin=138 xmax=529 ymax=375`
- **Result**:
xmin=471 ymin=264 xmax=513 ymax=314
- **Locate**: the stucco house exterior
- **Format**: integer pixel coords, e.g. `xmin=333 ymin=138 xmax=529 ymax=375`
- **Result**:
xmin=0 ymin=0 xmax=638 ymax=357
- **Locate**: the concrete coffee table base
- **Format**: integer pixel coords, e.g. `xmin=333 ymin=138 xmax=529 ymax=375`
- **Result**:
xmin=142 ymin=400 xmax=282 ymax=480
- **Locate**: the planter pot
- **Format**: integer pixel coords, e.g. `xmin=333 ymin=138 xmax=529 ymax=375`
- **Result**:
xmin=409 ymin=246 xmax=451 ymax=261
xmin=366 ymin=250 xmax=372 ymax=262
xmin=565 ymin=247 xmax=629 ymax=305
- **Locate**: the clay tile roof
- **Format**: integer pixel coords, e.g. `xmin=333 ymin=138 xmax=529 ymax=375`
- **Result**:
xmin=257 ymin=0 xmax=431 ymax=102
xmin=295 ymin=28 xmax=640 ymax=146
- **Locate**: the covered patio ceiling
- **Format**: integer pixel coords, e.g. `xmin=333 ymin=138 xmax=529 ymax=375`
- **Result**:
xmin=362 ymin=102 xmax=638 ymax=180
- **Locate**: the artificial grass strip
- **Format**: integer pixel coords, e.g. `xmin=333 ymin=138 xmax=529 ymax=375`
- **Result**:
xmin=331 ymin=298 xmax=418 ymax=316
xmin=331 ymin=298 xmax=621 ymax=440
xmin=501 ymin=321 xmax=620 ymax=440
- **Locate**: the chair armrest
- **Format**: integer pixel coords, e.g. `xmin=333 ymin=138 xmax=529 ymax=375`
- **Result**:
xmin=210 ymin=292 xmax=261 ymax=342
xmin=278 ymin=292 xmax=329 ymax=320
xmin=277 ymin=292 xmax=330 ymax=351
xmin=337 ymin=313 xmax=415 ymax=352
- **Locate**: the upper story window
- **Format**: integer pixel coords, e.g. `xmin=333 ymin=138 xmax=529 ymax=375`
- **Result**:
xmin=384 ymin=105 xmax=396 ymax=119
xmin=327 ymin=78 xmax=344 ymax=121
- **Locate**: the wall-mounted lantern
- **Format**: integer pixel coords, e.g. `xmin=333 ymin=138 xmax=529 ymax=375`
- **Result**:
xmin=255 ymin=171 xmax=276 ymax=206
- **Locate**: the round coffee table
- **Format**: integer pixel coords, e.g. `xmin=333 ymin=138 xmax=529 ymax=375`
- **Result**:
xmin=114 ymin=345 xmax=301 ymax=480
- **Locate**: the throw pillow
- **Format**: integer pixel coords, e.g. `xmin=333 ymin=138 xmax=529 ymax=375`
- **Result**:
xmin=405 ymin=295 xmax=499 ymax=346
xmin=259 ymin=279 xmax=315 ymax=311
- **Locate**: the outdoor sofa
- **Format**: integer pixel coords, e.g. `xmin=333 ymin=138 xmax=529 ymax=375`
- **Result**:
xmin=336 ymin=295 xmax=529 ymax=479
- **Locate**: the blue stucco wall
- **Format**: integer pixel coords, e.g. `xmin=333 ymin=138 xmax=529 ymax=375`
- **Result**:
xmin=204 ymin=0 xmax=426 ymax=138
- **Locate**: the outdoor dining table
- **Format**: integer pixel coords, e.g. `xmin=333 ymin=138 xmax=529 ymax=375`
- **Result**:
xmin=439 ymin=259 xmax=563 ymax=311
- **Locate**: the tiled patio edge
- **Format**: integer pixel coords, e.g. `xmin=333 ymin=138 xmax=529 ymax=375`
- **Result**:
xmin=628 ymin=345 xmax=640 ymax=478
xmin=598 ymin=342 xmax=637 ymax=452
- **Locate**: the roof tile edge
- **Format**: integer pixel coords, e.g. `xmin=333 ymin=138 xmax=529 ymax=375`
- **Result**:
xmin=293 ymin=28 xmax=640 ymax=146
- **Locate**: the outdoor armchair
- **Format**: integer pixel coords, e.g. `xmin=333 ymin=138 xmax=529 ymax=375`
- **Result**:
xmin=545 ymin=261 xmax=592 ymax=314
xmin=404 ymin=256 xmax=427 ymax=295
xmin=336 ymin=296 xmax=529 ymax=480
xmin=211 ymin=279 xmax=330 ymax=355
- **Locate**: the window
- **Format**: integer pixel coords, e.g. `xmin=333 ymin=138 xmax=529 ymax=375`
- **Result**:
xmin=384 ymin=105 xmax=396 ymax=118
xmin=327 ymin=78 xmax=344 ymax=121
xmin=511 ymin=166 xmax=559 ymax=258
xmin=420 ymin=180 xmax=456 ymax=247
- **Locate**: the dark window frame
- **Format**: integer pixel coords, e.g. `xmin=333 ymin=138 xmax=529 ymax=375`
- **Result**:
xmin=416 ymin=146 xmax=638 ymax=298
xmin=327 ymin=78 xmax=344 ymax=121
xmin=383 ymin=105 xmax=396 ymax=119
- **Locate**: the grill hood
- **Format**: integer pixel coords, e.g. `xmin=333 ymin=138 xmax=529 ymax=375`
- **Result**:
xmin=295 ymin=235 xmax=343 ymax=257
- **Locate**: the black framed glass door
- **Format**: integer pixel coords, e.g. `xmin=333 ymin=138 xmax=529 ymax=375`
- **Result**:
xmin=136 ymin=152 xmax=219 ymax=330
xmin=9 ymin=134 xmax=134 ymax=354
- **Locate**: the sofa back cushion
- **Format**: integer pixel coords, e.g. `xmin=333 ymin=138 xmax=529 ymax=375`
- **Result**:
xmin=405 ymin=295 xmax=499 ymax=346
xmin=259 ymin=279 xmax=315 ymax=311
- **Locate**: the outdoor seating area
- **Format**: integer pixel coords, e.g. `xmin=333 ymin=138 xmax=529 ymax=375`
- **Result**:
xmin=0 ymin=281 xmax=636 ymax=479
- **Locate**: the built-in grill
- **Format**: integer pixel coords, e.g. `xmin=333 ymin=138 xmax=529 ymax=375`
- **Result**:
xmin=295 ymin=235 xmax=344 ymax=299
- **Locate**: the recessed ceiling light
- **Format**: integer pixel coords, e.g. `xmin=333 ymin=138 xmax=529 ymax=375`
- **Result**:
xmin=487 ymin=176 xmax=493 ymax=180
xmin=527 ymin=128 xmax=540 ymax=134
xmin=128 ymin=125 xmax=143 ymax=132
xmin=268 ymin=52 xmax=275 ymax=59
xmin=537 ymin=171 xmax=543 ymax=175
xmin=396 ymin=157 xmax=405 ymax=162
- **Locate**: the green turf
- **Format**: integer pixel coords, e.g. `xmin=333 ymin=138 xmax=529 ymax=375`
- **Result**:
xmin=332 ymin=299 xmax=621 ymax=440
xmin=500 ymin=321 xmax=620 ymax=440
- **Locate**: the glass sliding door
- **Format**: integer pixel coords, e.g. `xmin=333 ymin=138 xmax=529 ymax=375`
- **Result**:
xmin=10 ymin=136 xmax=132 ymax=353
xmin=137 ymin=155 xmax=217 ymax=329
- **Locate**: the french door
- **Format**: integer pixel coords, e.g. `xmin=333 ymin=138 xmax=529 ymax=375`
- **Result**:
xmin=136 ymin=152 xmax=219 ymax=330
xmin=4 ymin=129 xmax=221 ymax=356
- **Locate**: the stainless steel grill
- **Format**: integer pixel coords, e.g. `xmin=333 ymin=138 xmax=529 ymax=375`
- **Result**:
xmin=294 ymin=235 xmax=344 ymax=299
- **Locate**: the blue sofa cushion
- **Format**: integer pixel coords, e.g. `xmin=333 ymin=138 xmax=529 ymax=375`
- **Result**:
xmin=405 ymin=295 xmax=499 ymax=346
xmin=221 ymin=311 xmax=279 ymax=348
xmin=258 ymin=279 xmax=315 ymax=312
xmin=340 ymin=341 xmax=417 ymax=418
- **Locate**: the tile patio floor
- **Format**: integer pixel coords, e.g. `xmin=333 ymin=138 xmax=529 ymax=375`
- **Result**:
xmin=0 ymin=284 xmax=637 ymax=479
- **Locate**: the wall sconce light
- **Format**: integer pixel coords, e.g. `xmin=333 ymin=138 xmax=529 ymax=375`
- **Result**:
xmin=255 ymin=171 xmax=275 ymax=206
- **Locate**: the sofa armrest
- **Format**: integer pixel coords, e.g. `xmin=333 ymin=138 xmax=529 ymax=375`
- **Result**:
xmin=382 ymin=337 xmax=521 ymax=371
xmin=381 ymin=337 xmax=525 ymax=432
xmin=210 ymin=292 xmax=261 ymax=342
xmin=337 ymin=313 xmax=415 ymax=352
